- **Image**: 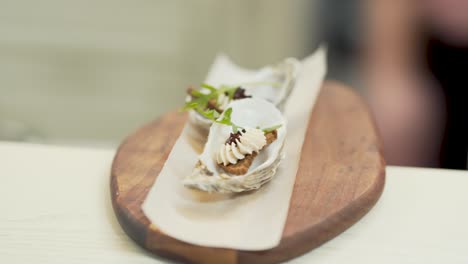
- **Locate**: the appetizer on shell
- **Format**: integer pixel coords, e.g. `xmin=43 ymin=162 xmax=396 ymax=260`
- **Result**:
xmin=184 ymin=58 xmax=299 ymax=150
xmin=183 ymin=98 xmax=287 ymax=193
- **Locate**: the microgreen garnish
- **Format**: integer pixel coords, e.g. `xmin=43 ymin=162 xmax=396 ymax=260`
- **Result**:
xmin=183 ymin=82 xmax=281 ymax=114
xmin=183 ymin=83 xmax=240 ymax=114
xmin=192 ymin=107 xmax=241 ymax=133
xmin=216 ymin=108 xmax=242 ymax=133
xmin=188 ymin=106 xmax=282 ymax=133
xmin=200 ymin=83 xmax=217 ymax=92
xmin=182 ymin=83 xmax=282 ymax=133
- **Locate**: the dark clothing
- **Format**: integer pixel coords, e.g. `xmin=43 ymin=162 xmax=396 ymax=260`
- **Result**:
xmin=426 ymin=38 xmax=468 ymax=169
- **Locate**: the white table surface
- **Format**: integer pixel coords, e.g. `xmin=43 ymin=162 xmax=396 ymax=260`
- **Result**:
xmin=0 ymin=141 xmax=467 ymax=263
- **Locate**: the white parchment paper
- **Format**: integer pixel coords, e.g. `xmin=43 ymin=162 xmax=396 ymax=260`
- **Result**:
xmin=142 ymin=47 xmax=326 ymax=250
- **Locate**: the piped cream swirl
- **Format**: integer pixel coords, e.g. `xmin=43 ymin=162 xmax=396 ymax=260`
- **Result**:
xmin=216 ymin=128 xmax=266 ymax=166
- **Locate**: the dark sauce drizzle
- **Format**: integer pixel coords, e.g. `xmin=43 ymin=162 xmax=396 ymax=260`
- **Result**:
xmin=225 ymin=129 xmax=246 ymax=145
xmin=233 ymin=87 xmax=251 ymax=100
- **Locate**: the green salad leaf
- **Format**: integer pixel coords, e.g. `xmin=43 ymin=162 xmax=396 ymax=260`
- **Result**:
xmin=182 ymin=83 xmax=282 ymax=133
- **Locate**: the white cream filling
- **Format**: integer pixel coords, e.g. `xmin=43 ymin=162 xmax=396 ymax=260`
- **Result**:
xmin=216 ymin=128 xmax=266 ymax=166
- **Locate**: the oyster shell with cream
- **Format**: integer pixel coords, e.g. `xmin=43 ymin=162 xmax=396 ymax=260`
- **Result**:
xmin=185 ymin=57 xmax=299 ymax=151
xmin=183 ymin=98 xmax=287 ymax=193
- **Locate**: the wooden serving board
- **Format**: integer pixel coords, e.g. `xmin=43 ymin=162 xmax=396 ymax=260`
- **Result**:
xmin=110 ymin=81 xmax=385 ymax=264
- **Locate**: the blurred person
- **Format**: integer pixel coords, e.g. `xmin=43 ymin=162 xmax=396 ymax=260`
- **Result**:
xmin=365 ymin=0 xmax=468 ymax=169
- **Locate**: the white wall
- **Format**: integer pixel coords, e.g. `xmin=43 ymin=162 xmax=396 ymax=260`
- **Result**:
xmin=0 ymin=0 xmax=318 ymax=146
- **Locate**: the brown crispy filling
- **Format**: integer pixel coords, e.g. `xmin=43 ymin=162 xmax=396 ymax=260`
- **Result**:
xmin=219 ymin=130 xmax=278 ymax=175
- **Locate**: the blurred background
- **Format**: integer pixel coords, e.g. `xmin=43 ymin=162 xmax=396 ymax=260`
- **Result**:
xmin=0 ymin=0 xmax=324 ymax=147
xmin=0 ymin=0 xmax=466 ymax=169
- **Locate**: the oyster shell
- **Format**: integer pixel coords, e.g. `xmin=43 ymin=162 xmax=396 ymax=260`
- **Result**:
xmin=185 ymin=57 xmax=299 ymax=152
xmin=183 ymin=98 xmax=287 ymax=193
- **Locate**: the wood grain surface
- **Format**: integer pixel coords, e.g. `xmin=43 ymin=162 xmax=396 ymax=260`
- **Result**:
xmin=110 ymin=81 xmax=386 ymax=264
